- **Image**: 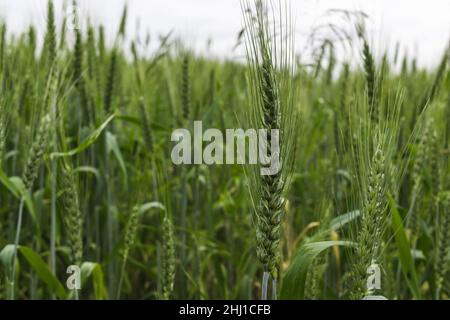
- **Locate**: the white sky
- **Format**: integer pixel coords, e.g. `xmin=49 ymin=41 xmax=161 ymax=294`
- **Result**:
xmin=0 ymin=0 xmax=449 ymax=68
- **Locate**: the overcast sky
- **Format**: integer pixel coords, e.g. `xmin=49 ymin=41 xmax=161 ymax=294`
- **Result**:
xmin=0 ymin=0 xmax=449 ymax=68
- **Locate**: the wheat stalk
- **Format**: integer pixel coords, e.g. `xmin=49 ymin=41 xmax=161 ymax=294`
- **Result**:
xmin=9 ymin=113 xmax=52 ymax=299
xmin=59 ymin=161 xmax=83 ymax=266
xmin=43 ymin=0 xmax=56 ymax=72
xmin=242 ymin=0 xmax=297 ymax=300
xmin=347 ymin=145 xmax=387 ymax=299
xmin=362 ymin=40 xmax=378 ymax=123
xmin=181 ymin=54 xmax=191 ymax=121
xmin=117 ymin=205 xmax=139 ymax=299
xmin=435 ymin=191 xmax=450 ymax=299
xmin=161 ymin=215 xmax=175 ymax=300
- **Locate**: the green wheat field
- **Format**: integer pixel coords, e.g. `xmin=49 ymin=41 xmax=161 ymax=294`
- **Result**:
xmin=0 ymin=1 xmax=449 ymax=300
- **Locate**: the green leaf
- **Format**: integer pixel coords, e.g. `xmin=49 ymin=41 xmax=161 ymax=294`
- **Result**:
xmin=388 ymin=193 xmax=421 ymax=299
xmin=0 ymin=245 xmax=19 ymax=293
xmin=138 ymin=201 xmax=165 ymax=216
xmin=0 ymin=244 xmax=16 ymax=272
xmin=330 ymin=210 xmax=360 ymax=231
xmin=0 ymin=171 xmax=37 ymax=224
xmin=106 ymin=131 xmax=128 ymax=186
xmin=74 ymin=166 xmax=101 ymax=181
xmin=280 ymin=240 xmax=354 ymax=299
xmin=0 ymin=170 xmax=20 ymax=198
xmin=18 ymin=246 xmax=67 ymax=299
xmin=91 ymin=264 xmax=107 ymax=300
xmin=80 ymin=262 xmax=107 ymax=300
xmin=50 ymin=113 xmax=116 ymax=159
xmin=115 ymin=114 xmax=141 ymax=126
xmin=10 ymin=177 xmax=37 ymax=224
xmin=116 ymin=114 xmax=166 ymax=132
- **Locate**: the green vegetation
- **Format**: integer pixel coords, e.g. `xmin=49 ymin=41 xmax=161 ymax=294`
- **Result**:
xmin=0 ymin=1 xmax=449 ymax=300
